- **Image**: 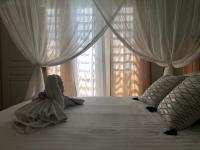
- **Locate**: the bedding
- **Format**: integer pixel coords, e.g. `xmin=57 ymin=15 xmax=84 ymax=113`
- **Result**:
xmin=158 ymin=75 xmax=200 ymax=130
xmin=139 ymin=75 xmax=185 ymax=107
xmin=0 ymin=97 xmax=200 ymax=150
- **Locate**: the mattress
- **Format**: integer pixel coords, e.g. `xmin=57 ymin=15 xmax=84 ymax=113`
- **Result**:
xmin=0 ymin=96 xmax=200 ymax=150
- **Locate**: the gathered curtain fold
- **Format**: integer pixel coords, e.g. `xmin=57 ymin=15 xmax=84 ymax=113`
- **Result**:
xmin=94 ymin=0 xmax=200 ymax=75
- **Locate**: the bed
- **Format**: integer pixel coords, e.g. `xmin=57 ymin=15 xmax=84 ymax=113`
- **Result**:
xmin=0 ymin=96 xmax=200 ymax=150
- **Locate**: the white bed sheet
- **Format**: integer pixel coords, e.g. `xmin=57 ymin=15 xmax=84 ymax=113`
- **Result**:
xmin=0 ymin=97 xmax=200 ymax=150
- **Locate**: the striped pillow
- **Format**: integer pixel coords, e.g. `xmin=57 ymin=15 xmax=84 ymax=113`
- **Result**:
xmin=139 ymin=75 xmax=185 ymax=107
xmin=158 ymin=75 xmax=200 ymax=130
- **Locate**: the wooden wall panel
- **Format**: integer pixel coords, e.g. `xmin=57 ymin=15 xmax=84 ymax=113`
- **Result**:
xmin=1 ymin=21 xmax=33 ymax=109
xmin=138 ymin=60 xmax=151 ymax=95
xmin=0 ymin=20 xmax=2 ymax=110
xmin=183 ymin=58 xmax=200 ymax=74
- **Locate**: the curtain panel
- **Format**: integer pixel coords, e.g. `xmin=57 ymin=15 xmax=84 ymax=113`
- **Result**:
xmin=49 ymin=33 xmax=151 ymax=97
xmin=110 ymin=32 xmax=151 ymax=96
xmin=94 ymin=0 xmax=200 ymax=75
xmin=0 ymin=0 xmax=200 ymax=99
xmin=0 ymin=0 xmax=111 ymax=99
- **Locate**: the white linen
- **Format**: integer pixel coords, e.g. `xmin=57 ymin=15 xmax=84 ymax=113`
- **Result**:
xmin=0 ymin=97 xmax=200 ymax=150
xmin=94 ymin=0 xmax=200 ymax=75
xmin=0 ymin=0 xmax=108 ymax=99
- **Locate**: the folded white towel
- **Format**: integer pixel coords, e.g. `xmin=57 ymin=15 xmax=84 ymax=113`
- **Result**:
xmin=14 ymin=75 xmax=84 ymax=133
xmin=64 ymin=96 xmax=85 ymax=108
xmin=55 ymin=75 xmax=85 ymax=107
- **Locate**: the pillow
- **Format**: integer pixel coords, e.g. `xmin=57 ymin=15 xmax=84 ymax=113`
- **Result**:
xmin=139 ymin=75 xmax=185 ymax=107
xmin=158 ymin=75 xmax=200 ymax=130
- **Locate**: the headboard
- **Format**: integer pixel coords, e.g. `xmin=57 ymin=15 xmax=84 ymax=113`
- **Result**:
xmin=183 ymin=58 xmax=200 ymax=74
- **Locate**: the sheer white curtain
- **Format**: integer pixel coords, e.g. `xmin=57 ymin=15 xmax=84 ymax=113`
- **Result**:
xmin=48 ymin=38 xmax=109 ymax=97
xmin=0 ymin=0 xmax=109 ymax=99
xmin=73 ymin=38 xmax=108 ymax=96
xmin=94 ymin=0 xmax=200 ymax=75
xmin=1 ymin=0 xmax=200 ymax=99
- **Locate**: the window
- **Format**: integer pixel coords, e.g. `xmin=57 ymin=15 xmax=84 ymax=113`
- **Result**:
xmin=47 ymin=8 xmax=61 ymax=75
xmin=48 ymin=7 xmax=97 ymax=96
xmin=48 ymin=6 xmax=144 ymax=97
xmin=75 ymin=7 xmax=96 ymax=96
xmin=111 ymin=7 xmax=139 ymax=96
xmin=47 ymin=8 xmax=61 ymax=56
